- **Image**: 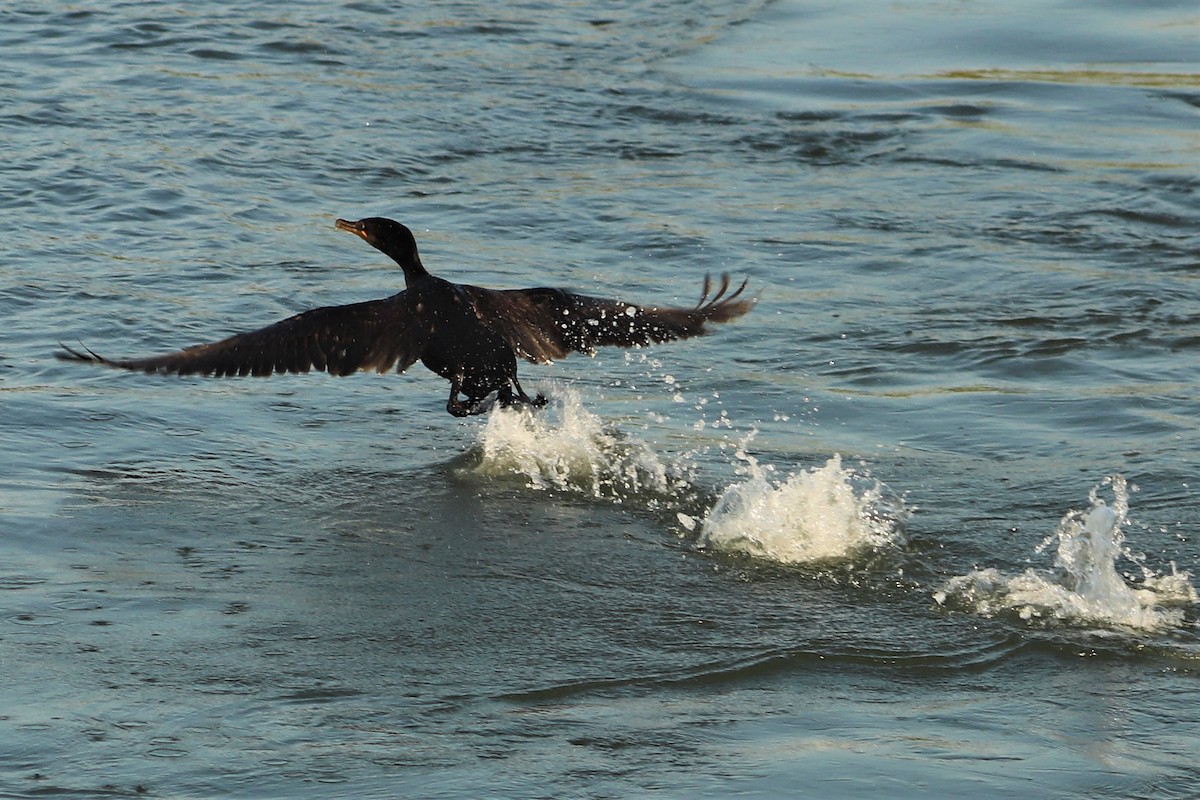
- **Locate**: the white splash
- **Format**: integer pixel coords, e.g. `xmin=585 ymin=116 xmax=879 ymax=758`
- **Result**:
xmin=467 ymin=389 xmax=905 ymax=565
xmin=697 ymin=448 xmax=905 ymax=564
xmin=467 ymin=386 xmax=691 ymax=503
xmin=935 ymin=476 xmax=1197 ymax=631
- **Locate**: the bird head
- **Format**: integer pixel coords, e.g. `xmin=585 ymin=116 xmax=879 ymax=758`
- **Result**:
xmin=335 ymin=217 xmax=427 ymax=281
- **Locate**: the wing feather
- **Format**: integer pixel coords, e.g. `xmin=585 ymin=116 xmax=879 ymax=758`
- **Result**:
xmin=57 ymin=293 xmax=424 ymax=378
xmin=462 ymin=273 xmax=754 ymax=364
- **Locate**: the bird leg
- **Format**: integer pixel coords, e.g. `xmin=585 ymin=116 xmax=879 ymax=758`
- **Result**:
xmin=446 ymin=389 xmax=472 ymax=417
xmin=447 ymin=378 xmax=545 ymax=416
xmin=446 ymin=379 xmax=494 ymax=417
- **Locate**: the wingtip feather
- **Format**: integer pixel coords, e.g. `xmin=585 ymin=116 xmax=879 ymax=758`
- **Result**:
xmin=695 ymin=273 xmax=756 ymax=324
xmin=55 ymin=341 xmax=107 ymax=364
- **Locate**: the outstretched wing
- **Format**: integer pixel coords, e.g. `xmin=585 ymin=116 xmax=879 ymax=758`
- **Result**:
xmin=461 ymin=273 xmax=754 ymax=364
xmin=57 ymin=293 xmax=425 ymax=378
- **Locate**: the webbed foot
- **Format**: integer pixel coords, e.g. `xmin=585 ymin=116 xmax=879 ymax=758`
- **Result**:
xmin=447 ymin=395 xmax=496 ymax=417
xmin=506 ymin=379 xmax=547 ymax=410
xmin=449 ymin=380 xmax=545 ymax=416
xmin=496 ymin=381 xmax=549 ymax=412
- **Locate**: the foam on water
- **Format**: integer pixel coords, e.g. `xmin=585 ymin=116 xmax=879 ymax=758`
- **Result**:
xmin=464 ymin=386 xmax=694 ymax=505
xmin=935 ymin=476 xmax=1198 ymax=632
xmin=697 ymin=446 xmax=906 ymax=564
xmin=466 ymin=389 xmax=905 ymax=565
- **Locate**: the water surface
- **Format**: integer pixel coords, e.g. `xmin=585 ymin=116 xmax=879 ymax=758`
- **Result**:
xmin=2 ymin=0 xmax=1199 ymax=797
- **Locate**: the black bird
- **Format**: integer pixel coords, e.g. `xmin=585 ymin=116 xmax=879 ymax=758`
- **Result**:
xmin=58 ymin=217 xmax=755 ymax=417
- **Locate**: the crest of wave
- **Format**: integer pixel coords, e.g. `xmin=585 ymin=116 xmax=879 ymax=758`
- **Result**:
xmin=696 ymin=447 xmax=906 ymax=564
xmin=935 ymin=476 xmax=1197 ymax=631
xmin=469 ymin=386 xmax=692 ymax=505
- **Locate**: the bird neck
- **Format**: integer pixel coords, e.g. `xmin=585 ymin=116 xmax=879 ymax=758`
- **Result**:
xmin=400 ymin=256 xmax=430 ymax=287
xmin=383 ymin=245 xmax=430 ymax=286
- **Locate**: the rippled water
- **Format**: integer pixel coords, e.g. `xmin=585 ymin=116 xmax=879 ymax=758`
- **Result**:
xmin=3 ymin=0 xmax=1199 ymax=797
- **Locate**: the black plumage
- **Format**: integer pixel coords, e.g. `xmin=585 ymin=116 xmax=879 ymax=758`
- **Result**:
xmin=58 ymin=217 xmax=755 ymax=416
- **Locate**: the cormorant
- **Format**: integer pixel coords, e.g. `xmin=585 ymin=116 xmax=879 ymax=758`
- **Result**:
xmin=58 ymin=217 xmax=755 ymax=417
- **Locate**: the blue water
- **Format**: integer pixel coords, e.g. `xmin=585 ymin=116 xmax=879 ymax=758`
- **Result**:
xmin=3 ymin=1 xmax=1199 ymax=797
